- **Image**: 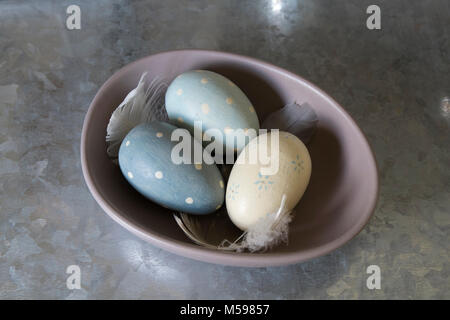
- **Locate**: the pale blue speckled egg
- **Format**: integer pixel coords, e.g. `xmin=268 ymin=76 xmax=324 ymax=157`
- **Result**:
xmin=118 ymin=121 xmax=225 ymax=215
xmin=165 ymin=70 xmax=260 ymax=153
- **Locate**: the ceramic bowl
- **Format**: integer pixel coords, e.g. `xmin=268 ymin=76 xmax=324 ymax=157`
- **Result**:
xmin=81 ymin=49 xmax=378 ymax=267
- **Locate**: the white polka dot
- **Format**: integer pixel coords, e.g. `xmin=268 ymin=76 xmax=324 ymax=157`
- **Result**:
xmin=226 ymin=97 xmax=233 ymax=105
xmin=178 ymin=117 xmax=184 ymax=123
xmin=125 ymin=140 xmax=130 ymax=146
xmin=249 ymin=106 xmax=255 ymax=113
xmin=195 ymin=164 xmax=202 ymax=170
xmin=176 ymin=89 xmax=183 ymax=95
xmin=155 ymin=171 xmax=163 ymax=179
xmin=219 ymin=180 xmax=224 ymax=188
xmin=156 ymin=132 xmax=163 ymax=138
xmin=185 ymin=197 xmax=193 ymax=204
xmin=201 ymin=103 xmax=210 ymax=114
xmin=228 ymin=81 xmax=235 ymax=87
xmin=127 ymin=172 xmax=133 ymax=179
xmin=224 ymin=127 xmax=233 ymax=134
xmin=201 ymin=78 xmax=208 ymax=84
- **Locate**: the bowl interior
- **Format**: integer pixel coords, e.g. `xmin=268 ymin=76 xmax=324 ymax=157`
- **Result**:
xmin=81 ymin=50 xmax=378 ymax=266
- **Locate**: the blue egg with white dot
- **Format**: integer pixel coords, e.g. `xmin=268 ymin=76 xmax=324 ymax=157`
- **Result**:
xmin=165 ymin=70 xmax=260 ymax=154
xmin=118 ymin=121 xmax=225 ymax=215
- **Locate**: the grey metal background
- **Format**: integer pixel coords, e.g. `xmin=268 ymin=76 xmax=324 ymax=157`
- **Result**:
xmin=0 ymin=0 xmax=448 ymax=299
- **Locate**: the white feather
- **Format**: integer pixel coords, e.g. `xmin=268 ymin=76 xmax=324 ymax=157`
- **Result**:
xmin=106 ymin=72 xmax=168 ymax=159
xmin=219 ymin=194 xmax=292 ymax=252
xmin=174 ymin=194 xmax=293 ymax=252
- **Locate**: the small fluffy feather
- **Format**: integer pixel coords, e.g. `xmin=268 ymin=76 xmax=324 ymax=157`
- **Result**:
xmin=174 ymin=213 xmax=242 ymax=251
xmin=106 ymin=72 xmax=168 ymax=159
xmin=173 ymin=214 xmax=222 ymax=250
xmin=174 ymin=195 xmax=292 ymax=252
xmin=261 ymin=102 xmax=318 ymax=144
xmin=219 ymin=195 xmax=292 ymax=252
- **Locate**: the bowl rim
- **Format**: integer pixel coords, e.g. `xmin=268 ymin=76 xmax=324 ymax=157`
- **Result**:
xmin=81 ymin=49 xmax=379 ymax=267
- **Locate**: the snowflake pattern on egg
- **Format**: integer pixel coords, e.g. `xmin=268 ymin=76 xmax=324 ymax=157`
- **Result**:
xmin=254 ymin=172 xmax=275 ymax=191
xmin=227 ymin=183 xmax=240 ymax=200
xmin=291 ymin=154 xmax=305 ymax=172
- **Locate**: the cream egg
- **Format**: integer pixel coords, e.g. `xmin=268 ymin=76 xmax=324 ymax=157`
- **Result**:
xmin=226 ymin=131 xmax=311 ymax=230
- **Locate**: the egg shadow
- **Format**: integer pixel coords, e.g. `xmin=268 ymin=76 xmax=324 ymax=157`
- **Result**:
xmin=279 ymin=126 xmax=345 ymax=253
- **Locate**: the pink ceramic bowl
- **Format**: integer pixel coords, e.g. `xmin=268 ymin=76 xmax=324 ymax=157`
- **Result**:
xmin=81 ymin=49 xmax=378 ymax=267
